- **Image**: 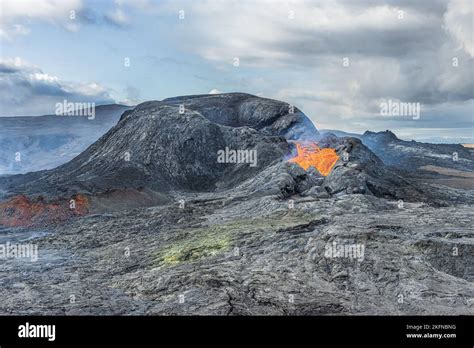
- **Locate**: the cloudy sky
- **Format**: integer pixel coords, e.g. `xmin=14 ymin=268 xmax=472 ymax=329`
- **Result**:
xmin=0 ymin=0 xmax=473 ymax=142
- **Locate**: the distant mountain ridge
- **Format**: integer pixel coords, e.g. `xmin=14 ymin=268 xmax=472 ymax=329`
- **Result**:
xmin=0 ymin=104 xmax=132 ymax=175
xmin=322 ymin=129 xmax=473 ymax=171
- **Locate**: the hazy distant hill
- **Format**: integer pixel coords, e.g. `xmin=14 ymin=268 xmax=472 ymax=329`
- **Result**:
xmin=0 ymin=104 xmax=132 ymax=175
xmin=322 ymin=129 xmax=472 ymax=171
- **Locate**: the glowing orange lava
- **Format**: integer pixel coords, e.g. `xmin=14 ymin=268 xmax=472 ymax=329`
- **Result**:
xmin=288 ymin=142 xmax=339 ymax=176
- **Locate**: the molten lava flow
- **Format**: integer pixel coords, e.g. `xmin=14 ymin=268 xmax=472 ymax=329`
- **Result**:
xmin=288 ymin=142 xmax=339 ymax=176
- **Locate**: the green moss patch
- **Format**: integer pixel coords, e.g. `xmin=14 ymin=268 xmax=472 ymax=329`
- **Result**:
xmin=153 ymin=212 xmax=322 ymax=267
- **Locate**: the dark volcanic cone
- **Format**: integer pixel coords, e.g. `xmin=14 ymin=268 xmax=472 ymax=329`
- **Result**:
xmin=0 ymin=94 xmax=318 ymax=208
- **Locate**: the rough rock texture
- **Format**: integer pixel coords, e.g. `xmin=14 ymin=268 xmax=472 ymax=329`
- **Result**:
xmin=321 ymin=136 xmax=426 ymax=201
xmin=353 ymin=130 xmax=472 ymax=172
xmin=0 ymin=194 xmax=472 ymax=315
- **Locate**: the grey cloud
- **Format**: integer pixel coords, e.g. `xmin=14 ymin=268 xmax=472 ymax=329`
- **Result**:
xmin=280 ymin=26 xmax=444 ymax=60
xmin=0 ymin=65 xmax=19 ymax=74
xmin=74 ymin=7 xmax=129 ymax=28
xmin=173 ymin=0 xmax=472 ymax=116
xmin=338 ymin=0 xmax=448 ymax=13
xmin=0 ymin=61 xmax=115 ymax=116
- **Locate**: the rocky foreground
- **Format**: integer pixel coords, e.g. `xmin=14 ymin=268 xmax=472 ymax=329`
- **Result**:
xmin=0 ymin=191 xmax=472 ymax=315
